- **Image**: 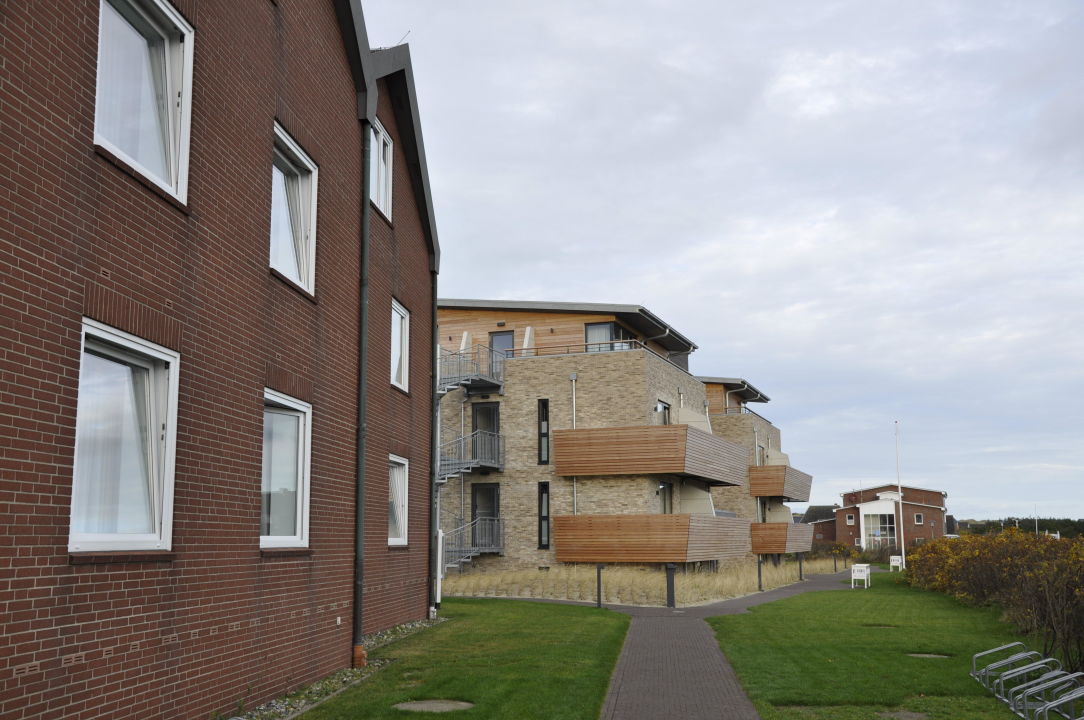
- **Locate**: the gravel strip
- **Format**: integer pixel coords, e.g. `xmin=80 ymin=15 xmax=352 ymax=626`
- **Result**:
xmin=228 ymin=617 xmax=447 ymax=720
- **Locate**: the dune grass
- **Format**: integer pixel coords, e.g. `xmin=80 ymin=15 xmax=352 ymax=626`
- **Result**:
xmin=444 ymin=557 xmax=838 ymax=606
xmin=707 ymin=577 xmax=1020 ymax=719
xmin=299 ymin=598 xmax=628 ymax=720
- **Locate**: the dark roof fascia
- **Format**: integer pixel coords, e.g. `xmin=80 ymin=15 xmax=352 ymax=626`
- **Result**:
xmin=370 ymin=45 xmax=440 ymax=272
xmin=695 ymin=376 xmax=770 ymax=404
xmin=436 ymin=298 xmax=696 ymax=353
xmin=333 ymin=0 xmax=376 ymax=116
xmin=333 ymin=1 xmax=439 ymax=272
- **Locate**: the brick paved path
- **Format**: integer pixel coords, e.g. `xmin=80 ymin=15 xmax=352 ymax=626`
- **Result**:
xmin=599 ymin=570 xmax=855 ymax=720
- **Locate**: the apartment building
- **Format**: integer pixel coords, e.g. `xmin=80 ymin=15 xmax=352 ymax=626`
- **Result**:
xmin=435 ymin=300 xmax=813 ymax=573
xmin=835 ymin=485 xmax=950 ymax=549
xmin=0 ymin=2 xmax=436 ymax=718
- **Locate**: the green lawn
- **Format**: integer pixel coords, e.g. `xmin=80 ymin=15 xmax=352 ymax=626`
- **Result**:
xmin=300 ymin=598 xmax=629 ymax=720
xmin=707 ymin=578 xmax=1021 ymax=719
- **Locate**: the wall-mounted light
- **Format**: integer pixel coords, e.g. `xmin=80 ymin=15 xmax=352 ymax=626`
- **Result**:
xmin=496 ymin=321 xmax=506 ymax=327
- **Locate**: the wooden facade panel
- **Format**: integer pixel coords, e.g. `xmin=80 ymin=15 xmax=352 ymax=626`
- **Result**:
xmin=553 ymin=425 xmax=744 ymax=485
xmin=687 ymin=515 xmax=751 ymax=561
xmin=748 ymin=465 xmax=812 ymax=501
xmin=684 ymin=428 xmax=746 ymax=487
xmin=553 ymin=425 xmax=688 ymax=477
xmin=751 ymin=522 xmax=814 ymax=554
xmin=553 ymin=514 xmax=691 ymax=562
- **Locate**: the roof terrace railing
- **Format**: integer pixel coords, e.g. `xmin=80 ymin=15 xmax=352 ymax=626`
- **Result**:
xmin=713 ymin=405 xmax=772 ymax=424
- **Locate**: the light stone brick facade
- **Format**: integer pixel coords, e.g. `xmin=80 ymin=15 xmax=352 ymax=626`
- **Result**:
xmin=439 ymin=349 xmax=722 ymax=570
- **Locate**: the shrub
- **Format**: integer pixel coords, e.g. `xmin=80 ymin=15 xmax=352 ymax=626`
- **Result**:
xmin=906 ymin=529 xmax=1084 ymax=672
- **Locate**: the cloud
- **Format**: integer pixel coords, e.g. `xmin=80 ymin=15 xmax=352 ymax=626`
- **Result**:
xmin=364 ymin=0 xmax=1084 ymax=519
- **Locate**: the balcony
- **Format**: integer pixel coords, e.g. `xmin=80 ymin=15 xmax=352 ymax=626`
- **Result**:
xmin=750 ymin=522 xmax=814 ymax=554
xmin=439 ymin=345 xmax=505 ymax=394
xmin=748 ymin=465 xmax=812 ymax=502
xmin=552 ymin=425 xmax=745 ymax=486
xmin=552 ymin=514 xmax=752 ymax=563
xmin=439 ymin=430 xmax=504 ymax=477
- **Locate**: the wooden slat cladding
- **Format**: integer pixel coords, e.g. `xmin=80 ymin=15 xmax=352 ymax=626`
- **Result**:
xmin=553 ymin=514 xmax=752 ymax=563
xmin=748 ymin=465 xmax=812 ymax=501
xmin=553 ymin=425 xmax=745 ymax=486
xmin=685 ymin=428 xmax=746 ymax=488
xmin=687 ymin=515 xmax=751 ymax=560
xmin=750 ymin=522 xmax=815 ymax=554
xmin=553 ymin=514 xmax=690 ymax=562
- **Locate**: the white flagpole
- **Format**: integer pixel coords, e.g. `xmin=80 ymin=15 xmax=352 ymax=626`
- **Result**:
xmin=896 ymin=420 xmax=906 ymax=568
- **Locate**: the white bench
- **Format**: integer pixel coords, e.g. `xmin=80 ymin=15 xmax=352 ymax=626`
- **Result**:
xmin=851 ymin=563 xmax=870 ymax=589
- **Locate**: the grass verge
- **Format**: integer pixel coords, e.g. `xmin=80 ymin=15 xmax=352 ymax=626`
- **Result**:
xmin=300 ymin=598 xmax=629 ymax=720
xmin=444 ymin=558 xmax=839 ymax=606
xmin=707 ymin=577 xmax=1020 ymax=719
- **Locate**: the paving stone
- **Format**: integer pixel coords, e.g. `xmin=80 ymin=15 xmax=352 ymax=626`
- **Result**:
xmin=392 ymin=699 xmax=475 ymax=712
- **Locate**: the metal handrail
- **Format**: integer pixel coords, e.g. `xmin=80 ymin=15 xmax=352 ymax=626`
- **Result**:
xmin=439 ymin=430 xmax=504 ymax=476
xmin=439 ymin=345 xmax=507 ymax=388
xmin=710 ymin=405 xmax=773 ymax=423
xmin=442 ymin=517 xmax=503 ymax=575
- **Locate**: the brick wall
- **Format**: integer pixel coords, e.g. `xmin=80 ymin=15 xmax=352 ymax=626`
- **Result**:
xmin=0 ymin=3 xmax=432 ymax=718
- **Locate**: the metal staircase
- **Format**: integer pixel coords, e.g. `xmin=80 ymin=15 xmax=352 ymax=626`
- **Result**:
xmin=438 ymin=345 xmax=506 ymax=395
xmin=439 ymin=430 xmax=504 ymax=479
xmin=442 ymin=517 xmax=504 ymax=574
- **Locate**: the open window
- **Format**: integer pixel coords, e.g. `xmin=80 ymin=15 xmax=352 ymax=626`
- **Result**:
xmin=94 ymin=0 xmax=194 ymax=201
xmin=269 ymin=123 xmax=319 ymax=293
xmin=70 ymin=320 xmax=180 ymax=552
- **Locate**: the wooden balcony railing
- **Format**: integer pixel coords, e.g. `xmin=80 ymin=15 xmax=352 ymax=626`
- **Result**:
xmin=750 ymin=522 xmax=814 ymax=554
xmin=553 ymin=514 xmax=751 ymax=563
xmin=748 ymin=465 xmax=812 ymax=502
xmin=552 ymin=424 xmax=745 ymax=486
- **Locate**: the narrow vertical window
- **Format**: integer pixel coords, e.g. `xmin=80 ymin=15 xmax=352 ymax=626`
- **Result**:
xmin=70 ymin=320 xmax=180 ymax=552
xmin=388 ymin=455 xmax=408 ymax=545
xmin=391 ymin=299 xmax=410 ymax=391
xmin=269 ymin=124 xmax=319 ymax=293
xmin=261 ymin=389 xmax=311 ymax=548
xmin=538 ymin=482 xmax=550 ymax=549
xmin=537 ymin=399 xmax=550 ymax=465
xmin=94 ymin=0 xmax=194 ymax=201
xmin=369 ymin=119 xmax=393 ymax=218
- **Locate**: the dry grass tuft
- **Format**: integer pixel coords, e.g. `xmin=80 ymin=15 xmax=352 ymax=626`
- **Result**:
xmin=443 ymin=558 xmax=839 ymax=607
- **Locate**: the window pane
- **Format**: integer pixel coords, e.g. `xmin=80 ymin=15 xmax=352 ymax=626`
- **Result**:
xmin=388 ymin=461 xmax=406 ymax=541
xmin=585 ymin=322 xmax=612 ymax=352
xmin=97 ymin=0 xmax=169 ymax=181
xmin=73 ymin=351 xmax=154 ymax=534
xmin=269 ymin=163 xmax=303 ymax=285
xmin=262 ymin=410 xmax=300 ymax=536
xmin=391 ymin=306 xmax=406 ymax=386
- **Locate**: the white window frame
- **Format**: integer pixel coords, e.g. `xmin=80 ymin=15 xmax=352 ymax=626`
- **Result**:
xmin=391 ymin=299 xmax=410 ymax=391
xmin=269 ymin=123 xmax=319 ymax=293
xmin=370 ymin=119 xmax=393 ymax=219
xmin=70 ymin=319 xmax=180 ymax=552
xmin=388 ymin=454 xmax=408 ymax=546
xmin=93 ymin=0 xmax=194 ymax=203
xmin=260 ymin=389 xmax=312 ymax=549
xmin=846 ymin=513 xmax=855 ymax=525
xmin=914 ymin=512 xmax=924 ymax=525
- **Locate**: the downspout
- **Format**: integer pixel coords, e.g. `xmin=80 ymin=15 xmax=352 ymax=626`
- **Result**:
xmin=428 ymin=270 xmax=439 ymax=613
xmin=352 ymin=117 xmax=372 ymax=669
xmin=570 ymin=372 xmax=577 ymax=515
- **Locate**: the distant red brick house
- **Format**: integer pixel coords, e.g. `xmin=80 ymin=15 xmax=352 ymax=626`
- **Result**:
xmin=0 ymin=1 xmax=438 ymax=718
xmin=835 ymin=486 xmax=948 ymax=550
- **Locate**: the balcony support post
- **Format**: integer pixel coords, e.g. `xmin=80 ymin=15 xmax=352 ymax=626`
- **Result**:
xmin=665 ymin=563 xmax=676 ymax=608
xmin=757 ymin=556 xmax=763 ymax=592
xmin=798 ymin=552 xmax=804 ymax=581
xmin=596 ymin=564 xmax=605 ymax=608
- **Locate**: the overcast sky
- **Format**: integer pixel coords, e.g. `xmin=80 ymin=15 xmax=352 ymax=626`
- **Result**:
xmin=364 ymin=1 xmax=1084 ymax=520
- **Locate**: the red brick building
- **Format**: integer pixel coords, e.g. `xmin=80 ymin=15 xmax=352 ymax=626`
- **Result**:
xmin=0 ymin=1 xmax=438 ymax=717
xmin=834 ymin=485 xmax=949 ymax=550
